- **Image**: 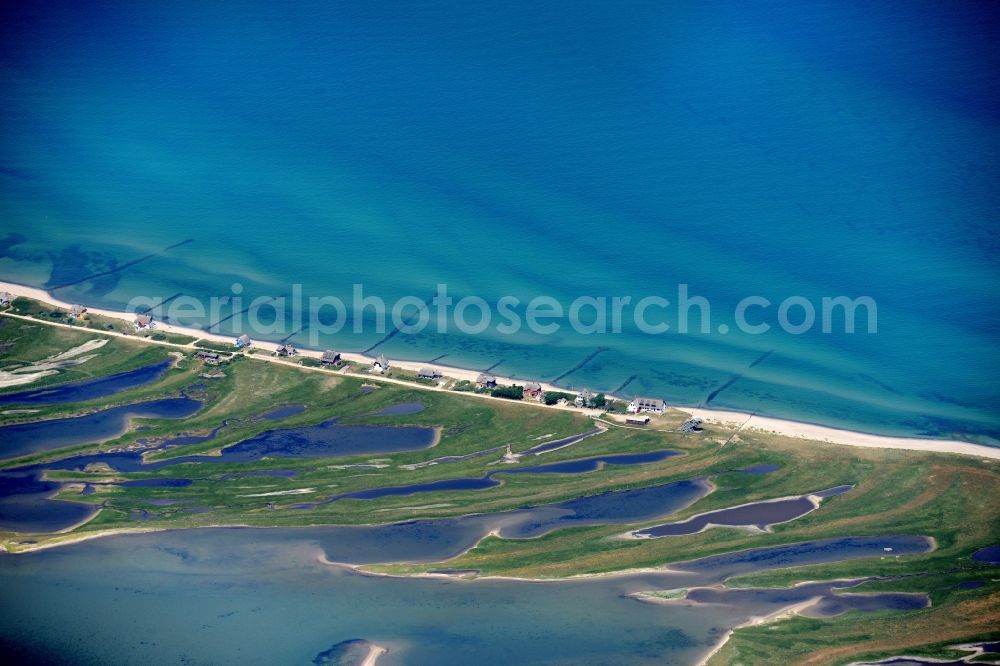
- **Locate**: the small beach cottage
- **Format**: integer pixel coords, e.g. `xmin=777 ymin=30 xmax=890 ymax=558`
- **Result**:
xmin=321 ymin=350 xmax=341 ymax=365
xmin=70 ymin=304 xmax=87 ymax=319
xmin=372 ymin=354 xmax=390 ymax=374
xmin=0 ymin=291 xmax=12 ymax=306
xmin=134 ymin=314 xmax=153 ymax=329
xmin=417 ymin=367 xmax=441 ymax=380
xmin=196 ymin=350 xmax=220 ymax=362
xmin=524 ymin=382 xmax=543 ymax=400
xmin=575 ymin=389 xmax=595 ymax=408
xmin=476 ymin=373 xmax=497 ymax=389
xmin=235 ymin=334 xmax=252 ymax=348
xmin=274 ymin=344 xmax=297 ymax=357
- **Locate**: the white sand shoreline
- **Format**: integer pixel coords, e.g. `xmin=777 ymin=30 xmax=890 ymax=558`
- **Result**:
xmin=361 ymin=642 xmax=387 ymax=666
xmin=695 ymin=597 xmax=824 ymax=666
xmin=1 ymin=279 xmax=998 ymax=460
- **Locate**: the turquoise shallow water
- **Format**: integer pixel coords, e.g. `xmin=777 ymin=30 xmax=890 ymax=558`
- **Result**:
xmin=1 ymin=0 xmax=998 ymax=440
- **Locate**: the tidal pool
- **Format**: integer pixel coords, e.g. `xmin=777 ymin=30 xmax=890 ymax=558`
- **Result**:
xmin=303 ymin=478 xmax=711 ymax=556
xmin=0 ymin=359 xmax=173 ymax=405
xmin=668 ymin=578 xmax=928 ymax=620
xmin=150 ymin=420 xmax=438 ymax=467
xmin=308 ymin=449 xmax=683 ymax=506
xmin=632 ymin=485 xmax=853 ymax=537
xmin=506 ymin=449 xmax=680 ymax=474
xmin=668 ymin=535 xmax=933 ymax=582
xmin=0 ymin=397 xmax=203 ymax=460
xmin=0 ymin=420 xmax=439 ymax=533
xmin=971 ymin=544 xmax=1000 ymax=564
xmin=10 ymin=421 xmax=436 ymax=474
xmin=258 ymin=404 xmax=306 ymax=420
xmin=854 ymin=641 xmax=1000 ymax=666
xmin=0 ymin=473 xmax=98 ymax=533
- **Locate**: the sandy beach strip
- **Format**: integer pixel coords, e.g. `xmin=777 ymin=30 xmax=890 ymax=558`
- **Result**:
xmin=680 ymin=407 xmax=1000 ymax=460
xmin=1 ymin=280 xmax=998 ymax=461
xmin=362 ymin=643 xmax=388 ymax=666
xmin=694 ymin=596 xmax=824 ymax=666
xmin=0 ymin=280 xmax=567 ymax=391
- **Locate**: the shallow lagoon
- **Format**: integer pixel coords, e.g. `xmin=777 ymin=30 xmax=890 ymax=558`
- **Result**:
xmin=0 ymin=473 xmax=97 ymax=533
xmin=634 ymin=485 xmax=853 ymax=537
xmin=0 ymin=530 xmax=933 ymax=665
xmin=0 ymin=397 xmax=202 ymax=460
xmin=0 ymin=359 xmax=173 ymax=405
xmin=300 ymin=449 xmax=683 ymax=507
xmin=374 ymin=401 xmax=425 ymax=416
xmin=855 ymin=642 xmax=1000 ymax=666
xmin=971 ymin=544 xmax=1000 ymax=565
xmin=0 ymin=416 xmax=436 ymax=532
xmin=258 ymin=404 xmax=307 ymax=420
xmin=207 ymin=420 xmax=436 ymax=458
xmin=677 ymin=578 xmax=928 ymax=619
xmin=10 ymin=420 xmax=437 ymax=474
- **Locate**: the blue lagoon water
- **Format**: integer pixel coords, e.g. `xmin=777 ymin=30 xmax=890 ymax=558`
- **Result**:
xmin=0 ymin=473 xmax=97 ymax=533
xmin=1 ymin=1 xmax=998 ymax=440
xmin=0 ymin=397 xmax=202 ymax=459
xmin=633 ymin=485 xmax=852 ymax=537
xmin=0 ymin=529 xmax=935 ymax=665
xmin=306 ymin=449 xmax=684 ymax=507
xmin=683 ymin=578 xmax=929 ymax=619
xmin=0 ymin=359 xmax=173 ymax=405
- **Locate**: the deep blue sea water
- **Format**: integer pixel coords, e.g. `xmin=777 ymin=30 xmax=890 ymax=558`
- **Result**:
xmin=1 ymin=1 xmax=998 ymax=441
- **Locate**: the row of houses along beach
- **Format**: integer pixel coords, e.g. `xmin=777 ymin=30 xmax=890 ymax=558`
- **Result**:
xmin=3 ymin=280 xmax=995 ymax=459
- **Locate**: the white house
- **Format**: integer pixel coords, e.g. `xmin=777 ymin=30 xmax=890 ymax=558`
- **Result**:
xmin=627 ymin=396 xmax=665 ymax=414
